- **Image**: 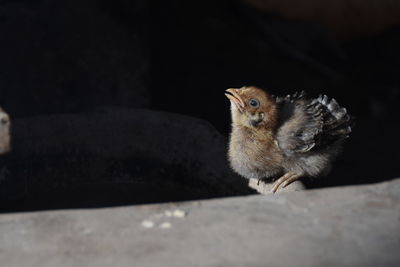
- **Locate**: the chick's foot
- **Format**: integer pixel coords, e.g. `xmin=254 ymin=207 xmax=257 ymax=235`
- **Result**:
xmin=271 ymin=172 xmax=303 ymax=193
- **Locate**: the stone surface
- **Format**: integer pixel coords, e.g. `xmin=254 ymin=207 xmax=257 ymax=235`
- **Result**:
xmin=0 ymin=178 xmax=399 ymax=267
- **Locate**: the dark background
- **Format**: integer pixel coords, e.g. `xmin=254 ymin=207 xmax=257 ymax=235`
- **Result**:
xmin=0 ymin=0 xmax=399 ymax=210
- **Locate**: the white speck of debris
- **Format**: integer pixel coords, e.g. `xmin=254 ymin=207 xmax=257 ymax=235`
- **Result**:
xmin=164 ymin=210 xmax=173 ymax=217
xmin=141 ymin=220 xmax=154 ymax=228
xmin=159 ymin=222 xmax=172 ymax=229
xmin=81 ymin=228 xmax=93 ymax=235
xmin=172 ymin=209 xmax=186 ymax=218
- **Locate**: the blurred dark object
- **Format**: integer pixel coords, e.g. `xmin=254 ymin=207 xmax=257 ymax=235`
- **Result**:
xmin=0 ymin=109 xmax=252 ymax=212
xmin=242 ymin=0 xmax=400 ymax=40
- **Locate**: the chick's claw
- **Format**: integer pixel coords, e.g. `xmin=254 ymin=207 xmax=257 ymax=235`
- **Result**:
xmin=271 ymin=173 xmax=292 ymax=193
xmin=271 ymin=172 xmax=302 ymax=193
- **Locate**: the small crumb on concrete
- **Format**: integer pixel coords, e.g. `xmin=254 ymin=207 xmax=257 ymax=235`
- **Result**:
xmin=164 ymin=211 xmax=173 ymax=217
xmin=172 ymin=209 xmax=186 ymax=218
xmin=159 ymin=222 xmax=172 ymax=229
xmin=141 ymin=220 xmax=154 ymax=228
xmin=81 ymin=228 xmax=93 ymax=235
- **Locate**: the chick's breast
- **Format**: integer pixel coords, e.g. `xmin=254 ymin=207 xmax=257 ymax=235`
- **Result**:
xmin=228 ymin=126 xmax=284 ymax=180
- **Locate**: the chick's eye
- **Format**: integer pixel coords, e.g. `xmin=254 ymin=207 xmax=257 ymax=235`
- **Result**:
xmin=249 ymin=99 xmax=260 ymax=108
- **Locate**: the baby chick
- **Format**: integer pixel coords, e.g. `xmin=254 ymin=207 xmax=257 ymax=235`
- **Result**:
xmin=225 ymin=86 xmax=352 ymax=193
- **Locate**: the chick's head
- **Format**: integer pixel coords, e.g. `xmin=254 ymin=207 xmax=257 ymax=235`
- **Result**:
xmin=225 ymin=86 xmax=277 ymax=130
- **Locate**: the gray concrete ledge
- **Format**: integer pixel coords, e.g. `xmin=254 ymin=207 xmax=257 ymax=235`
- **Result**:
xmin=0 ymin=178 xmax=399 ymax=267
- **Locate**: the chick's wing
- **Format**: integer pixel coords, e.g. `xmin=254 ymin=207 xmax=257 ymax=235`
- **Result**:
xmin=275 ymin=93 xmax=324 ymax=156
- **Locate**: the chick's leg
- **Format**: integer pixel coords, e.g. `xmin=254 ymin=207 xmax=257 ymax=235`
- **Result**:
xmin=271 ymin=172 xmax=303 ymax=193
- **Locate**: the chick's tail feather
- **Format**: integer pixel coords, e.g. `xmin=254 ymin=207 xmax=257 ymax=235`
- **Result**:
xmin=312 ymin=95 xmax=353 ymax=143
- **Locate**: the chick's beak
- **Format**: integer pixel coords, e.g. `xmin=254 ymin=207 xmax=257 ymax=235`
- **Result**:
xmin=225 ymin=88 xmax=245 ymax=111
